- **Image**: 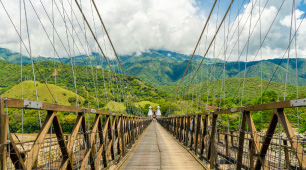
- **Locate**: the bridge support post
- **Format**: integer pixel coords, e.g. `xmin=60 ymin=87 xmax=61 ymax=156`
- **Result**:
xmin=190 ymin=116 xmax=195 ymax=148
xmin=249 ymin=140 xmax=254 ymax=168
xmin=283 ymin=139 xmax=290 ymax=169
xmin=225 ymin=134 xmax=229 ymax=156
xmin=194 ymin=114 xmax=200 ymax=155
xmin=209 ymin=114 xmax=218 ymax=169
xmin=0 ymin=97 xmax=8 ymax=170
xmin=179 ymin=117 xmax=183 ymax=142
xmin=185 ymin=116 xmax=190 ymax=147
xmin=200 ymin=115 xmax=207 ymax=155
xmin=120 ymin=114 xmax=125 ymax=157
xmin=276 ymin=108 xmax=306 ymax=169
xmin=81 ymin=112 xmax=96 ymax=170
xmin=237 ymin=111 xmax=247 ymax=170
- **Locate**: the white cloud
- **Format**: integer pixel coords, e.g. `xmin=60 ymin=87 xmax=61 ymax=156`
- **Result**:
xmin=0 ymin=0 xmax=305 ymax=61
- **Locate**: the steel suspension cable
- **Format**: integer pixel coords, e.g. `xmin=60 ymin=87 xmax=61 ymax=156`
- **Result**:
xmin=174 ymin=0 xmax=218 ymax=97
xmin=89 ymin=0 xmax=143 ymax=114
xmin=177 ymin=0 xmax=234 ymax=106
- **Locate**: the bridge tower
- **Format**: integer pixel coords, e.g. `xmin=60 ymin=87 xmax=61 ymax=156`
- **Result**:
xmin=148 ymin=106 xmax=153 ymax=119
xmin=156 ymin=106 xmax=161 ymax=118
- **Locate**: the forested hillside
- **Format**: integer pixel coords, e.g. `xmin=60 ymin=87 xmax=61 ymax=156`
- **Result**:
xmin=1 ymin=52 xmax=306 ymax=133
xmin=2 ymin=47 xmax=305 ymax=87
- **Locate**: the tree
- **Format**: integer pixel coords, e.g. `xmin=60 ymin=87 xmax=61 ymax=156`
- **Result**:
xmin=142 ymin=104 xmax=151 ymax=115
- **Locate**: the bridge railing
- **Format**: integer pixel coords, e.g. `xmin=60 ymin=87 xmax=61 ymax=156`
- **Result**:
xmin=158 ymin=98 xmax=306 ymax=170
xmin=0 ymin=97 xmax=150 ymax=170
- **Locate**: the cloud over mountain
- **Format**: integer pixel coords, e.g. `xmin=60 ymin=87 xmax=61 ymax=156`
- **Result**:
xmin=0 ymin=0 xmax=305 ymax=61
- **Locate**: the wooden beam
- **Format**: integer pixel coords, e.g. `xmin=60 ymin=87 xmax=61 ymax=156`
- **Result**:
xmin=209 ymin=114 xmax=218 ymax=169
xmin=102 ymin=116 xmax=110 ymax=167
xmin=67 ymin=114 xmax=83 ymax=153
xmin=120 ymin=115 xmax=125 ymax=157
xmin=194 ymin=115 xmax=200 ymax=154
xmin=200 ymin=115 xmax=205 ymax=155
xmin=276 ymin=109 xmax=306 ymax=169
xmin=80 ymin=150 xmax=91 ymax=170
xmin=249 ymin=140 xmax=255 ymax=169
xmin=245 ymin=111 xmax=268 ymax=168
xmin=236 ymin=111 xmax=247 ymax=170
xmin=25 ymin=111 xmax=55 ymax=170
xmin=180 ymin=117 xmax=183 ymax=142
xmin=5 ymin=98 xmax=142 ymax=117
xmin=8 ymin=133 xmax=26 ymax=169
xmin=254 ymin=112 xmax=278 ymax=170
xmin=95 ymin=144 xmax=104 ymax=169
xmin=81 ymin=114 xmax=95 ymax=170
xmin=90 ymin=115 xmax=100 ymax=146
xmin=53 ymin=114 xmax=73 ymax=170
xmin=0 ymin=97 xmax=8 ymax=170
xmin=283 ymin=139 xmax=290 ymax=169
xmin=225 ymin=134 xmax=229 ymax=156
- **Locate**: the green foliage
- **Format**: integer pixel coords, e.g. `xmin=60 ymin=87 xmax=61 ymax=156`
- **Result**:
xmin=2 ymin=48 xmax=306 ymax=133
xmin=59 ymin=113 xmax=77 ymax=133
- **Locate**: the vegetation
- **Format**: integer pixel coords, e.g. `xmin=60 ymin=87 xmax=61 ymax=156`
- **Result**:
xmin=2 ymin=81 xmax=84 ymax=105
xmin=1 ymin=47 xmax=306 ymax=133
xmin=2 ymin=47 xmax=306 ymax=87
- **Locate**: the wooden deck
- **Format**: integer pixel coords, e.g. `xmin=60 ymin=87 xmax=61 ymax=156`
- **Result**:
xmin=119 ymin=122 xmax=205 ymax=170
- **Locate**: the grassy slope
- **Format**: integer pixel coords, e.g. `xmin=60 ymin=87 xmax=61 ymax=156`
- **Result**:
xmin=105 ymin=101 xmax=126 ymax=112
xmin=138 ymin=101 xmax=159 ymax=108
xmin=2 ymin=81 xmax=84 ymax=105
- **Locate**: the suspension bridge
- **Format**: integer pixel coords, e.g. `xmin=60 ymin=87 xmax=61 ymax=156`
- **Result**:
xmin=0 ymin=0 xmax=306 ymax=169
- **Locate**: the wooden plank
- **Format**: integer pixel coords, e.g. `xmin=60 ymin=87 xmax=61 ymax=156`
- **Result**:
xmin=106 ymin=139 xmax=113 ymax=165
xmin=245 ymin=111 xmax=268 ymax=168
xmin=102 ymin=117 xmax=110 ymax=143
xmin=245 ymin=99 xmax=301 ymax=111
xmin=195 ymin=115 xmax=200 ymax=154
xmin=108 ymin=116 xmax=115 ymax=161
xmin=90 ymin=115 xmax=100 ymax=146
xmin=200 ymin=115 xmax=205 ymax=155
xmin=61 ymin=113 xmax=83 ymax=169
xmin=283 ymin=139 xmax=290 ymax=169
xmin=95 ymin=144 xmax=104 ymax=169
xmin=117 ymin=117 xmax=121 ymax=156
xmin=276 ymin=109 xmax=306 ymax=169
xmin=180 ymin=117 xmax=183 ymax=142
xmin=67 ymin=114 xmax=83 ymax=153
xmin=236 ymin=111 xmax=247 ymax=170
xmin=25 ymin=111 xmax=55 ymax=170
xmin=80 ymin=150 xmax=91 ymax=170
xmin=249 ymin=140 xmax=255 ymax=168
xmin=5 ymin=98 xmax=146 ymax=119
xmin=185 ymin=116 xmax=190 ymax=147
xmin=225 ymin=134 xmax=229 ymax=156
xmin=53 ymin=114 xmax=73 ymax=170
xmin=81 ymin=114 xmax=95 ymax=170
xmin=111 ymin=116 xmax=117 ymax=151
xmin=209 ymin=114 xmax=218 ymax=169
xmin=214 ymin=107 xmax=245 ymax=115
xmin=102 ymin=116 xmax=109 ymax=167
xmin=8 ymin=133 xmax=26 ymax=169
xmin=254 ymin=112 xmax=278 ymax=170
xmin=120 ymin=115 xmax=125 ymax=157
xmin=204 ymin=115 xmax=210 ymax=157
xmin=190 ymin=116 xmax=195 ymax=148
xmin=0 ymin=97 xmax=8 ymax=170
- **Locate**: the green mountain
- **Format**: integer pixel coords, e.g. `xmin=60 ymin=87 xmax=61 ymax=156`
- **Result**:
xmin=1 ymin=47 xmax=305 ymax=87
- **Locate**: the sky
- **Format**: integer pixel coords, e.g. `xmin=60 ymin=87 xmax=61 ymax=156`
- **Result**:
xmin=0 ymin=0 xmax=305 ymax=61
